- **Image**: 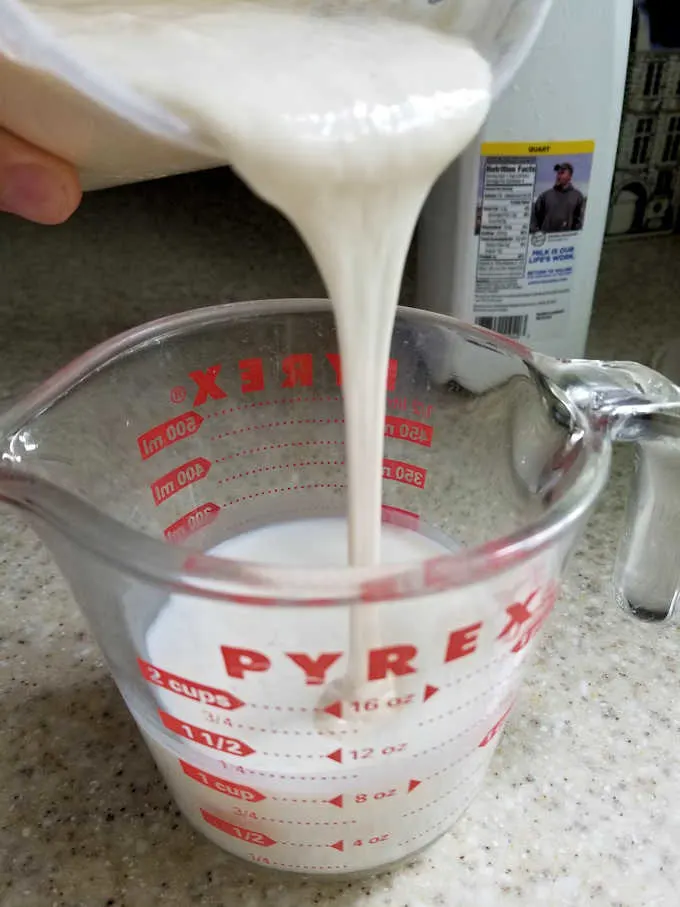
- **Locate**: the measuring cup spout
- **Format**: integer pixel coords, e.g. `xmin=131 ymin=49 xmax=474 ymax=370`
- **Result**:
xmin=535 ymin=354 xmax=680 ymax=623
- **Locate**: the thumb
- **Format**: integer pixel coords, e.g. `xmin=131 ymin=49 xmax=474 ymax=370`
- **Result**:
xmin=0 ymin=129 xmax=82 ymax=224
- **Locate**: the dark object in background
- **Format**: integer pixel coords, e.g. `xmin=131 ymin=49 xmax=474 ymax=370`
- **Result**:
xmin=641 ymin=1 xmax=680 ymax=50
xmin=605 ymin=1 xmax=680 ymax=241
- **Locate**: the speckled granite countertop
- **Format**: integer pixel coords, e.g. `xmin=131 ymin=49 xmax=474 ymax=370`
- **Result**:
xmin=1 ymin=169 xmax=679 ymax=907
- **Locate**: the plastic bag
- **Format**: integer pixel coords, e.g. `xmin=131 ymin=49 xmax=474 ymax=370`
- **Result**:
xmin=0 ymin=0 xmax=551 ymax=190
xmin=0 ymin=0 xmax=217 ymax=188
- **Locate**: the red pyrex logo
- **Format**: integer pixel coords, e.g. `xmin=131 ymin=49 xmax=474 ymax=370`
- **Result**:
xmin=497 ymin=583 xmax=558 ymax=653
xmin=219 ymin=622 xmax=482 ymax=686
xmin=210 ymin=585 xmax=558 ymax=684
xmin=187 ymin=354 xmax=399 ymax=405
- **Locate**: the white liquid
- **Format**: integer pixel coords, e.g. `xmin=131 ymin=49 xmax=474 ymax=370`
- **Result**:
xmin=29 ymin=0 xmax=490 ymax=563
xmin=139 ymin=519 xmax=519 ymax=873
xmin=28 ymin=0 xmax=494 ymax=873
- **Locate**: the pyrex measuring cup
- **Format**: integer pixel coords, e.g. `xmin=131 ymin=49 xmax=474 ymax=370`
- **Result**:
xmin=1 ymin=300 xmax=679 ymax=878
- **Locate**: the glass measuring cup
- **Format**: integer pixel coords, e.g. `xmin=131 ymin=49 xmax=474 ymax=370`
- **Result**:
xmin=1 ymin=299 xmax=678 ymax=878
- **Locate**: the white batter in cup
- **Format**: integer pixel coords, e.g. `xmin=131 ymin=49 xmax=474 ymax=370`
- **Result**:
xmin=136 ymin=518 xmax=561 ymax=875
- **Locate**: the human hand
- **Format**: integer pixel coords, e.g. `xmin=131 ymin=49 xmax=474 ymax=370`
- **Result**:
xmin=0 ymin=128 xmax=82 ymax=224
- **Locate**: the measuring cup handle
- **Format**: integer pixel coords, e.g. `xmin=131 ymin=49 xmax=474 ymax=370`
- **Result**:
xmin=613 ymin=442 xmax=680 ymax=622
xmin=535 ymin=355 xmax=680 ymax=623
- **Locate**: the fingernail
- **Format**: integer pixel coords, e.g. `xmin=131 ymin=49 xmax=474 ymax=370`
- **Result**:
xmin=0 ymin=163 xmax=74 ymax=224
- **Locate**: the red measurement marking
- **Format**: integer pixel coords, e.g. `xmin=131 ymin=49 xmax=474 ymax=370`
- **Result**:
xmin=498 ymin=584 xmax=557 ymax=653
xmin=354 ymin=791 xmax=391 ymax=807
xmin=413 ymin=715 xmax=487 ymax=758
xmin=151 ymin=456 xmax=211 ymax=505
xmin=478 ymin=704 xmax=514 ymax=749
xmin=384 ymin=415 xmax=433 ymax=447
xmin=201 ymin=810 xmax=275 ymax=847
xmin=138 ymin=659 xmax=244 ymax=710
xmin=218 ymin=460 xmax=344 ymax=485
xmin=381 ymin=505 xmax=419 ymax=530
xmin=164 ymin=502 xmax=221 ymax=542
xmin=423 ymin=684 xmax=439 ymax=702
xmin=396 ymin=811 xmax=461 ymax=845
xmin=327 ymin=744 xmax=408 ymax=764
xmin=220 ymin=440 xmax=345 ymax=461
xmin=137 ymin=411 xmax=203 ymax=460
xmin=179 ymin=760 xmax=265 ymax=801
xmin=208 ymin=395 xmax=343 ymax=418
xmin=422 ymin=750 xmax=476 ymax=784
xmin=332 ymin=781 xmax=419 ymax=810
xmin=400 ymin=766 xmax=486 ymax=818
xmin=418 ymin=680 xmax=508 ymax=734
xmin=158 ymin=711 xmax=254 ymax=756
xmin=170 ymin=385 xmax=187 ymax=404
xmin=351 ymin=834 xmax=390 ymax=847
xmin=330 ymin=840 xmax=345 ymax=853
xmin=382 ymin=458 xmax=427 ymax=489
xmin=223 ymin=482 xmax=346 ymax=509
xmin=252 ymin=860 xmax=349 ymax=871
xmin=325 ymin=692 xmax=419 ymax=720
xmin=387 ymin=397 xmax=434 ymax=419
xmin=247 ymin=768 xmax=359 ymax=782
xmin=211 ymin=418 xmax=344 ymax=441
xmin=265 ymin=818 xmax=355 ymax=828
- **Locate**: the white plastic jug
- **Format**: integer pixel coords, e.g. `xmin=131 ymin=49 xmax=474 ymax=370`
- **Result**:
xmin=0 ymin=0 xmax=552 ymax=190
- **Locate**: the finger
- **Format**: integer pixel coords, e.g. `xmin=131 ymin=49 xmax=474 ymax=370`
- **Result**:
xmin=0 ymin=129 xmax=82 ymax=224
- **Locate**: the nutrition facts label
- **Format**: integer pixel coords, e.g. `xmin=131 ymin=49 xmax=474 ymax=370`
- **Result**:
xmin=471 ymin=140 xmax=595 ymax=343
xmin=476 ymin=158 xmax=536 ymax=280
